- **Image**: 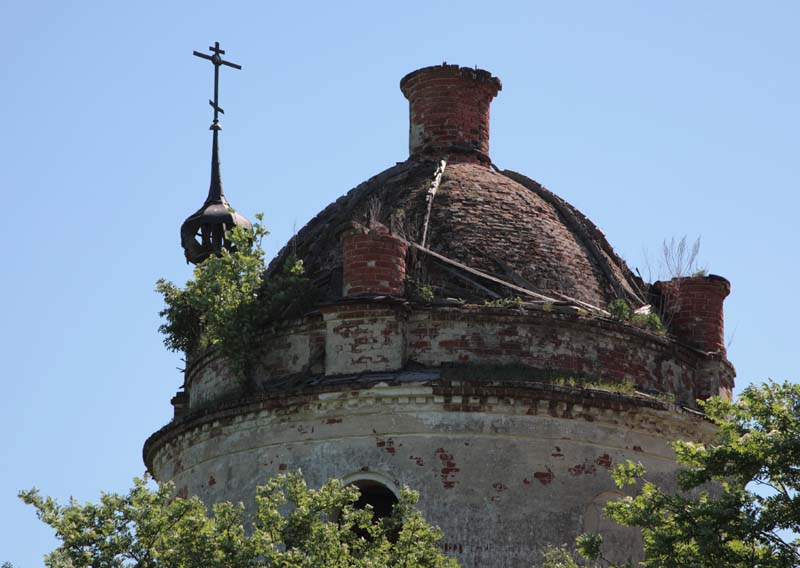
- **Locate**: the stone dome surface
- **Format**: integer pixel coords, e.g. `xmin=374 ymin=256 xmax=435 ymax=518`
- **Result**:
xmin=269 ymin=64 xmax=644 ymax=309
xmin=271 ymin=156 xmax=644 ymax=310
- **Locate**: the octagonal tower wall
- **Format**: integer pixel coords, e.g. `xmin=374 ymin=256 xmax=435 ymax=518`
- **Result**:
xmin=147 ymin=377 xmax=718 ymax=567
xmin=182 ymin=299 xmax=734 ymax=414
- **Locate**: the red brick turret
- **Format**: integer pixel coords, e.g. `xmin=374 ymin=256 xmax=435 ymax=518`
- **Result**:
xmin=400 ymin=64 xmax=502 ymax=162
xmin=341 ymin=223 xmax=407 ymax=297
xmin=655 ymin=275 xmax=731 ymax=354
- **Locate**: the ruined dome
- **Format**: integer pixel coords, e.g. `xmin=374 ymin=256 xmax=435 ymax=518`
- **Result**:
xmin=271 ymin=64 xmax=645 ymax=309
xmin=147 ymin=62 xmax=735 ymax=568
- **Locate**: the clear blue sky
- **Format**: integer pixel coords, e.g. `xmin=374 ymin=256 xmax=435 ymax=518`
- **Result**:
xmin=2 ymin=1 xmax=798 ymax=564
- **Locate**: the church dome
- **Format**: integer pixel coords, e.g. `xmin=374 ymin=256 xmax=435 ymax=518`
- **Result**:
xmin=271 ymin=64 xmax=645 ymax=309
xmin=147 ymin=62 xmax=735 ymax=568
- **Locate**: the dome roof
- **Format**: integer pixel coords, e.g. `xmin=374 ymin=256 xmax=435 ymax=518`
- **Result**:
xmin=269 ymin=65 xmax=645 ymax=309
xmin=271 ymin=159 xmax=643 ymax=308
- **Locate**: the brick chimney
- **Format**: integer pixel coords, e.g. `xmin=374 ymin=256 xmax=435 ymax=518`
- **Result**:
xmin=400 ymin=64 xmax=502 ymax=162
xmin=655 ymin=275 xmax=731 ymax=354
xmin=341 ymin=222 xmax=407 ymax=297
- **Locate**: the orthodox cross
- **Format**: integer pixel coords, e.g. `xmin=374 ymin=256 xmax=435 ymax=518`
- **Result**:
xmin=193 ymin=41 xmax=242 ymax=129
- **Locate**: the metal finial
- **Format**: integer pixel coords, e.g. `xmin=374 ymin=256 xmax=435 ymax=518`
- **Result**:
xmin=181 ymin=42 xmax=251 ymax=265
xmin=193 ymin=41 xmax=242 ymax=129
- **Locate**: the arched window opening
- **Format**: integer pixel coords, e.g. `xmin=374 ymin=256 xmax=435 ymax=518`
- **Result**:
xmin=351 ymin=479 xmax=399 ymax=521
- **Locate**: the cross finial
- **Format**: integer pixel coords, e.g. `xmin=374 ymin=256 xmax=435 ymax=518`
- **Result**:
xmin=181 ymin=42 xmax=251 ymax=265
xmin=193 ymin=41 xmax=242 ymax=130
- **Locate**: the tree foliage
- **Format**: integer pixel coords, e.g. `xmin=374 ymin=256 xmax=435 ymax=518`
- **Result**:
xmin=156 ymin=216 xmax=318 ymax=381
xmin=21 ymin=473 xmax=460 ymax=568
xmin=544 ymin=380 xmax=800 ymax=567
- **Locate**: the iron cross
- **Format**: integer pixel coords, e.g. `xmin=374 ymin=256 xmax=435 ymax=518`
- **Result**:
xmin=193 ymin=41 xmax=242 ymax=129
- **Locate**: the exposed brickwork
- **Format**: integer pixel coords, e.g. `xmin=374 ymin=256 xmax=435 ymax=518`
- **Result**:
xmin=185 ymin=302 xmax=734 ymax=412
xmin=655 ymin=275 xmax=731 ymax=353
xmin=320 ymin=303 xmax=405 ymax=375
xmin=341 ymin=223 xmax=407 ymax=297
xmin=184 ymin=317 xmax=326 ymax=411
xmin=266 ymin=66 xmax=645 ymax=308
xmin=425 ymin=162 xmax=617 ymax=306
xmin=270 ymin=159 xmax=644 ymax=308
xmin=406 ymin=306 xmax=726 ymax=406
xmin=400 ymin=64 xmax=501 ymax=161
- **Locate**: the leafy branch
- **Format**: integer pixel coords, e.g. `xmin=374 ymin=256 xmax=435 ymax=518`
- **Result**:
xmin=544 ymin=381 xmax=800 ymax=568
xmin=156 ymin=214 xmax=319 ymax=382
xmin=21 ymin=473 xmax=460 ymax=567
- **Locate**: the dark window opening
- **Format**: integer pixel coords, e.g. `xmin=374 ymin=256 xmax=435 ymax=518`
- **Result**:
xmin=351 ymin=479 xmax=398 ymax=521
xmin=343 ymin=479 xmax=400 ymax=541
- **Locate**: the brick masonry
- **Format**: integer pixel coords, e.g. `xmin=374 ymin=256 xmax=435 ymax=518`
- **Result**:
xmin=267 ymin=64 xmax=644 ymax=309
xmin=400 ymin=64 xmax=502 ymax=161
xmin=655 ymin=275 xmax=731 ymax=353
xmin=183 ymin=301 xmax=733 ymax=413
xmin=341 ymin=223 xmax=407 ymax=298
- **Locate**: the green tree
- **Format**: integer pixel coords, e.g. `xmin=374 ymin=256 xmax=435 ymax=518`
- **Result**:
xmin=156 ymin=215 xmax=318 ymax=382
xmin=543 ymin=381 xmax=800 ymax=567
xmin=21 ymin=473 xmax=460 ymax=568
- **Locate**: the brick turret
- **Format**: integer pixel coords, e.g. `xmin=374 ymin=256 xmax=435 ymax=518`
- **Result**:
xmin=655 ymin=275 xmax=731 ymax=354
xmin=400 ymin=64 xmax=502 ymax=162
xmin=341 ymin=222 xmax=407 ymax=297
